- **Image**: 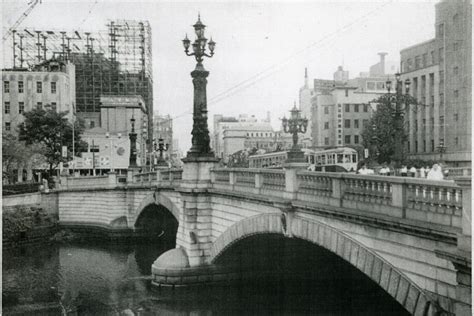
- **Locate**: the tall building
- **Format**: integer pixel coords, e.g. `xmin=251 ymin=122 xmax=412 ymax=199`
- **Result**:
xmin=400 ymin=0 xmax=471 ymax=166
xmin=213 ymin=114 xmax=289 ymax=163
xmin=299 ymin=68 xmax=313 ymax=145
xmin=2 ymin=58 xmax=76 ymax=135
xmin=310 ymin=56 xmax=396 ymax=150
xmin=4 ymin=20 xmax=154 ymax=151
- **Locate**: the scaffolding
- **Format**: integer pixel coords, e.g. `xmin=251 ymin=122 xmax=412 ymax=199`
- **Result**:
xmin=4 ymin=20 xmax=154 ymax=150
xmin=3 ymin=20 xmax=153 ymax=116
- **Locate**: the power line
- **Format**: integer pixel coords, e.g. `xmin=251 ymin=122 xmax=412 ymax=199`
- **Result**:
xmin=167 ymin=1 xmax=393 ymax=122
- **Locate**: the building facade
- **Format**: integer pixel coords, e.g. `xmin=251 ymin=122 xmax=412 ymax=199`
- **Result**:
xmin=153 ymin=115 xmax=181 ymax=167
xmin=2 ymin=59 xmax=76 ymax=135
xmin=310 ymin=59 xmax=395 ymax=150
xmin=400 ymin=0 xmax=472 ymax=166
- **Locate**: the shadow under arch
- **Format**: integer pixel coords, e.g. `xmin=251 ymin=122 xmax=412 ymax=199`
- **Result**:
xmin=134 ymin=203 xmax=178 ymax=244
xmin=209 ymin=213 xmax=441 ymax=316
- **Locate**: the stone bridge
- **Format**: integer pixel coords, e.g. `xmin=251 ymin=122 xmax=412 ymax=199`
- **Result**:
xmin=46 ymin=164 xmax=472 ymax=316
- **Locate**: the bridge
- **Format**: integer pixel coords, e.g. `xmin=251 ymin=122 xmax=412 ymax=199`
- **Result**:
xmin=10 ymin=163 xmax=471 ymax=316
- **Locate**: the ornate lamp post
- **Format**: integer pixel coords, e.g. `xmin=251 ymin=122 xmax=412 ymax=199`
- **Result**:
xmin=129 ymin=116 xmax=138 ymax=168
xmin=437 ymin=140 xmax=447 ymax=163
xmin=182 ymin=14 xmax=216 ymax=159
xmin=385 ymin=73 xmax=411 ymax=167
xmin=282 ymin=102 xmax=308 ymax=163
xmin=154 ymin=138 xmax=169 ymax=167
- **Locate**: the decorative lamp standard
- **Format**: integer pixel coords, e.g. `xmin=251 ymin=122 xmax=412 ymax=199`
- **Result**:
xmin=282 ymin=102 xmax=308 ymax=163
xmin=385 ymin=73 xmax=411 ymax=167
xmin=437 ymin=140 xmax=447 ymax=163
xmin=154 ymin=138 xmax=169 ymax=167
xmin=182 ymin=14 xmax=216 ymax=159
xmin=129 ymin=116 xmax=138 ymax=168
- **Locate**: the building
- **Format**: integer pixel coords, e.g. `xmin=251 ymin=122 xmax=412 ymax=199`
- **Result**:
xmin=4 ymin=20 xmax=154 ymax=152
xmin=2 ymin=59 xmax=76 ymax=135
xmin=310 ymin=55 xmax=396 ymax=150
xmin=213 ymin=113 xmax=289 ymax=163
xmin=154 ymin=115 xmax=181 ymax=167
xmin=298 ymin=68 xmax=313 ymax=146
xmin=400 ymin=0 xmax=471 ymax=166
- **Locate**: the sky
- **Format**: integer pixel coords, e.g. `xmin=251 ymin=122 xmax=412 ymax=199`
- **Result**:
xmin=2 ymin=0 xmax=437 ymax=152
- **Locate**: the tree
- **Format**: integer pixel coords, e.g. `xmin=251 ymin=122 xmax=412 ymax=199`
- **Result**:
xmin=2 ymin=134 xmax=46 ymax=183
xmin=361 ymin=94 xmax=418 ymax=166
xmin=18 ymin=107 xmax=87 ymax=177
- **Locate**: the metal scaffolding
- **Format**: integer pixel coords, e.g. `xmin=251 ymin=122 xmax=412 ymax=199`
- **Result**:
xmin=3 ymin=20 xmax=153 ymax=116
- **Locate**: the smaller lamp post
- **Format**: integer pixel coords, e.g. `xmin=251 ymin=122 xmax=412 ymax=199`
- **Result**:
xmin=154 ymin=138 xmax=169 ymax=167
xmin=385 ymin=73 xmax=412 ymax=167
xmin=437 ymin=140 xmax=447 ymax=163
xmin=282 ymin=102 xmax=308 ymax=163
xmin=129 ymin=116 xmax=138 ymax=168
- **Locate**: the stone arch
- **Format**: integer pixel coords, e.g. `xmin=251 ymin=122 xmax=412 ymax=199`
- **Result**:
xmin=133 ymin=191 xmax=180 ymax=227
xmin=209 ymin=213 xmax=440 ymax=316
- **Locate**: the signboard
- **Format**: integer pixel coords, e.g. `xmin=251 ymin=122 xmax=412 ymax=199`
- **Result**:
xmin=62 ymin=146 xmax=68 ymax=158
xmin=364 ymin=148 xmax=369 ymax=159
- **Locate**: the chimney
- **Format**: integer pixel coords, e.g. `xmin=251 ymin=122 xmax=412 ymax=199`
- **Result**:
xmin=304 ymin=67 xmax=308 ymax=88
xmin=378 ymin=52 xmax=388 ymax=75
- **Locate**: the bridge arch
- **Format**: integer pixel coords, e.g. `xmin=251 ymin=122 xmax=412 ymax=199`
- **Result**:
xmin=209 ymin=213 xmax=440 ymax=316
xmin=133 ymin=191 xmax=180 ymax=227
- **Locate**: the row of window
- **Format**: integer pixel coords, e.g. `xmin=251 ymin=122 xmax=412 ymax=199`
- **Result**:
xmin=407 ymin=137 xmax=460 ymax=153
xmin=324 ymin=119 xmax=369 ymax=130
xmin=4 ymin=101 xmax=56 ymax=114
xmin=3 ymin=81 xmax=57 ymax=94
xmin=246 ymin=132 xmax=274 ymax=138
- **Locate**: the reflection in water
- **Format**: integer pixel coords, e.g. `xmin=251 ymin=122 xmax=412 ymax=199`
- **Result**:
xmin=3 ymin=235 xmax=409 ymax=315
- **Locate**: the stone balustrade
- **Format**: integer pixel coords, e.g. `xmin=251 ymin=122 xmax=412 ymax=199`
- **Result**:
xmin=448 ymin=167 xmax=472 ymax=179
xmin=132 ymin=169 xmax=183 ymax=187
xmin=210 ymin=169 xmax=464 ymax=230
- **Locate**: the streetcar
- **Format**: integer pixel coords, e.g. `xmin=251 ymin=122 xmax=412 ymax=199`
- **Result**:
xmin=248 ymin=147 xmax=358 ymax=172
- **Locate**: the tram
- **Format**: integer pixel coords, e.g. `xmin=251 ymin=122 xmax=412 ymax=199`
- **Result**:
xmin=248 ymin=147 xmax=358 ymax=172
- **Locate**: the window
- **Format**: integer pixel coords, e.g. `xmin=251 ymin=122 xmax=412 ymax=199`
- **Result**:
xmin=344 ymin=119 xmax=350 ymax=128
xmin=345 ymin=104 xmax=350 ymax=112
xmin=431 ymin=140 xmax=435 ymax=152
xmin=324 ymin=122 xmax=329 ymax=130
xmin=354 ymin=104 xmax=359 ymax=112
xmin=439 ymin=116 xmax=445 ymax=126
xmin=4 ymin=101 xmax=10 ymax=114
xmin=324 ymin=137 xmax=329 ymax=145
xmin=5 ymin=122 xmax=11 ymax=131
xmin=430 ymin=51 xmax=435 ymax=64
xmin=344 ymin=135 xmax=351 ymax=144
xmin=51 ymin=82 xmax=57 ymax=94
xmin=354 ymin=135 xmax=359 ymax=144
xmin=18 ymin=81 xmax=24 ymax=93
xmin=438 ymin=23 xmax=444 ymax=37
xmin=4 ymin=81 xmax=9 ymax=93
xmin=439 ymin=47 xmax=444 ymax=62
xmin=423 ymin=140 xmax=426 ymax=152
xmin=454 ymin=90 xmax=459 ymax=98
xmin=362 ymin=119 xmax=368 ymax=128
xmin=415 ymin=141 xmax=418 ymax=153
xmin=415 ymin=55 xmax=421 ymax=69
xmin=36 ymin=82 xmax=42 ymax=93
xmin=430 ymin=117 xmax=434 ymax=130
xmin=37 ymin=102 xmax=42 ymax=109
xmin=90 ymin=121 xmax=95 ymax=128
xmin=439 ymin=93 xmax=444 ymax=105
xmin=354 ymin=119 xmax=359 ymax=129
xmin=422 ymin=53 xmax=428 ymax=67
xmin=454 ymin=113 xmax=458 ymax=121
xmin=324 ymin=107 xmax=329 ymax=114
xmin=363 ymin=104 xmax=368 ymax=112
xmin=453 ymin=42 xmax=459 ymax=51
xmin=19 ymin=102 xmax=24 ymax=114
xmin=455 ymin=137 xmax=459 ymax=146
xmin=430 ymin=96 xmax=434 ymax=107
xmin=414 ymin=120 xmax=418 ymax=131
xmin=51 ymin=102 xmax=57 ymax=111
xmin=453 ymin=66 xmax=459 ymax=75
xmin=345 ymin=89 xmax=349 ymax=97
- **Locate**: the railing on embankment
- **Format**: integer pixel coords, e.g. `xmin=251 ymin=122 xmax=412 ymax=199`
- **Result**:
xmin=210 ymin=168 xmax=463 ymax=232
xmin=57 ymin=169 xmax=183 ymax=190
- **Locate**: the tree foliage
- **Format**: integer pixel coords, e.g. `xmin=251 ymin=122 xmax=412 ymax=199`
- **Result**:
xmin=2 ymin=134 xmax=46 ymax=183
xmin=18 ymin=107 xmax=87 ymax=175
xmin=361 ymin=94 xmax=418 ymax=165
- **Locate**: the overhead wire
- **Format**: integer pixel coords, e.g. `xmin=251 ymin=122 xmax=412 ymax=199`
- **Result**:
xmin=167 ymin=1 xmax=393 ymax=122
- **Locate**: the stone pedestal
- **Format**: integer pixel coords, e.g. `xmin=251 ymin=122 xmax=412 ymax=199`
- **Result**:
xmin=126 ymin=167 xmax=140 ymax=183
xmin=283 ymin=161 xmax=308 ymax=200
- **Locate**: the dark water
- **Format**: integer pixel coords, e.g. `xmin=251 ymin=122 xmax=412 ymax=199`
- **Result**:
xmin=3 ymin=236 xmax=409 ymax=315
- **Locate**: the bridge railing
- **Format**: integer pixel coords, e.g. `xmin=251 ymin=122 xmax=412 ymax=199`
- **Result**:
xmin=210 ymin=168 xmax=463 ymax=229
xmin=132 ymin=169 xmax=183 ymax=187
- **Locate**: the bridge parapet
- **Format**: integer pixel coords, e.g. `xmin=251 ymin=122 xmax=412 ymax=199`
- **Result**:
xmin=131 ymin=169 xmax=183 ymax=187
xmin=210 ymin=169 xmax=463 ymax=231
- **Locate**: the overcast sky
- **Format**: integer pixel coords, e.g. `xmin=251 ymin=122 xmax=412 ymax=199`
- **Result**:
xmin=2 ymin=0 xmax=437 ymax=152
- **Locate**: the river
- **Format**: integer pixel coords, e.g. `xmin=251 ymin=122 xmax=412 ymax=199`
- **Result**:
xmin=3 ymin=238 xmax=409 ymax=315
